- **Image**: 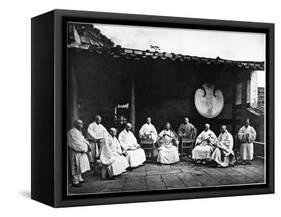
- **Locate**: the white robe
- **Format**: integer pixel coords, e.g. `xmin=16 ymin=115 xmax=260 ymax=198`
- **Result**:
xmin=192 ymin=129 xmax=217 ymax=160
xmin=100 ymin=135 xmax=129 ymax=177
xmin=211 ymin=130 xmax=235 ymax=167
xmin=139 ymin=123 xmax=158 ymax=143
xmin=68 ymin=128 xmax=90 ymax=176
xmin=87 ymin=122 xmax=109 ymax=161
xmin=157 ymin=130 xmax=179 ymax=164
xmin=118 ymin=130 xmax=146 ymax=168
xmin=238 ymin=125 xmax=256 ymax=160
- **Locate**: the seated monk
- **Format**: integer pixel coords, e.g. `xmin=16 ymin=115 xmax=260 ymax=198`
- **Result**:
xmin=139 ymin=117 xmax=158 ymax=143
xmin=178 ymin=117 xmax=197 ymax=140
xmin=178 ymin=117 xmax=197 ymax=157
xmin=118 ymin=123 xmax=146 ymax=168
xmin=100 ymin=128 xmax=129 ymax=178
xmin=139 ymin=117 xmax=158 ymax=158
xmin=157 ymin=122 xmax=180 ymax=164
xmin=211 ymin=125 xmax=235 ymax=167
xmin=192 ymin=123 xmax=217 ymax=164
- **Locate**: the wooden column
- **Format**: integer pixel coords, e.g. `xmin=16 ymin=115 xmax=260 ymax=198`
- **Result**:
xmin=129 ymin=79 xmax=136 ymax=132
xmin=241 ymin=78 xmax=248 ymax=123
xmin=231 ymin=74 xmax=237 ymax=135
xmin=69 ymin=63 xmax=79 ymax=128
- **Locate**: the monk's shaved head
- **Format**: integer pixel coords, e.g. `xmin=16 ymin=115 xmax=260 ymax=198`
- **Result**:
xmin=73 ymin=119 xmax=83 ymax=130
xmin=220 ymin=125 xmax=227 ymax=133
xmin=221 ymin=125 xmax=227 ymax=129
xmin=165 ymin=122 xmax=171 ymax=129
xmin=125 ymin=123 xmax=132 ymax=131
xmin=110 ymin=127 xmax=117 ymax=132
xmin=245 ymin=118 xmax=250 ymax=127
xmin=204 ymin=123 xmax=210 ymax=131
xmin=95 ymin=115 xmax=102 ymax=124
xmin=109 ymin=128 xmax=117 ymax=136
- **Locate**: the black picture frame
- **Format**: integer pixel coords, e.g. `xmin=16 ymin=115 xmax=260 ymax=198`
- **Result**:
xmin=31 ymin=9 xmax=274 ymax=207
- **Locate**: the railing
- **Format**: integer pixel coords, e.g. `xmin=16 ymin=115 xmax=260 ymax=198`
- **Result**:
xmin=234 ymin=138 xmax=265 ymax=159
xmin=254 ymin=141 xmax=265 ymax=158
xmin=254 ymin=141 xmax=265 ymax=146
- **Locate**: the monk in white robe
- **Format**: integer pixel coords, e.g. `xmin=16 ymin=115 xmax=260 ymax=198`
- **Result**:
xmin=139 ymin=117 xmax=158 ymax=158
xmin=87 ymin=115 xmax=109 ymax=164
xmin=211 ymin=125 xmax=235 ymax=167
xmin=100 ymin=128 xmax=129 ymax=178
xmin=139 ymin=117 xmax=158 ymax=143
xmin=68 ymin=120 xmax=90 ymax=187
xmin=118 ymin=123 xmax=146 ymax=168
xmin=238 ymin=119 xmax=256 ymax=165
xmin=157 ymin=122 xmax=180 ymax=164
xmin=192 ymin=123 xmax=217 ymax=164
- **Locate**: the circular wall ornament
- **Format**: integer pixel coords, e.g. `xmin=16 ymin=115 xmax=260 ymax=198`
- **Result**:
xmin=194 ymin=83 xmax=224 ymax=118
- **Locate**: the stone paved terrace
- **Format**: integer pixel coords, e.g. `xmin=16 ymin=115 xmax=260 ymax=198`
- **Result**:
xmin=68 ymin=159 xmax=265 ymax=195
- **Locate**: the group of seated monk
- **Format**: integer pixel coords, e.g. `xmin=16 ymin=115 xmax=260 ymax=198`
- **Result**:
xmin=139 ymin=117 xmax=194 ymax=164
xmin=192 ymin=123 xmax=235 ymax=167
xmin=67 ymin=115 xmax=256 ymax=187
xmin=192 ymin=119 xmax=256 ymax=167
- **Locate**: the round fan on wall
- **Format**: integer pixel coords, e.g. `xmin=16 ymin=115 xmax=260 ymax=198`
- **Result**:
xmin=194 ymin=83 xmax=224 ymax=118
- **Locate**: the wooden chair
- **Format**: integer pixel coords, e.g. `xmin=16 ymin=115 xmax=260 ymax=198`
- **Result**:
xmin=180 ymin=135 xmax=196 ymax=158
xmin=94 ymin=160 xmax=110 ymax=179
xmin=101 ymin=165 xmax=108 ymax=179
xmin=140 ymin=138 xmax=155 ymax=159
xmin=87 ymin=138 xmax=103 ymax=176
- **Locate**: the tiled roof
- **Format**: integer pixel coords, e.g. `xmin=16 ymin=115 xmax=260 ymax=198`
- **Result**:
xmin=69 ymin=44 xmax=264 ymax=70
xmin=68 ymin=24 xmax=264 ymax=70
xmin=68 ymin=23 xmax=114 ymax=49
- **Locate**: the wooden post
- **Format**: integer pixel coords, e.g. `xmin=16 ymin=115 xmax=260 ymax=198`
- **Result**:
xmin=129 ymin=79 xmax=136 ymax=132
xmin=69 ymin=63 xmax=79 ymax=128
xmin=241 ymin=78 xmax=248 ymax=123
xmin=231 ymin=77 xmax=237 ymax=136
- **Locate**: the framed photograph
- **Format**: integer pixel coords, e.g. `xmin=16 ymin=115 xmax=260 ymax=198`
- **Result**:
xmin=31 ymin=9 xmax=274 ymax=207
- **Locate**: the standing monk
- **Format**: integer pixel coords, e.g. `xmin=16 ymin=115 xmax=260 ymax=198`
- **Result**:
xmin=118 ymin=123 xmax=146 ymax=168
xmin=87 ymin=115 xmax=109 ymax=167
xmin=192 ymin=123 xmax=217 ymax=165
xmin=68 ymin=120 xmax=90 ymax=187
xmin=238 ymin=118 xmax=256 ymax=165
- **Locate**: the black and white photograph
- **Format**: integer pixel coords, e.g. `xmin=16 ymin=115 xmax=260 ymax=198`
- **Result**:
xmin=66 ymin=21 xmax=266 ymax=195
xmin=1 ymin=0 xmax=279 ymax=214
